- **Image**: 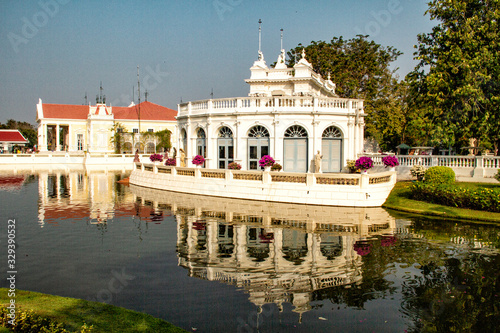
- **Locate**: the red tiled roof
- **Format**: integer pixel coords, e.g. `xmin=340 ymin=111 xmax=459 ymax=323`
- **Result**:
xmin=113 ymin=101 xmax=177 ymax=121
xmin=0 ymin=130 xmax=28 ymax=143
xmin=41 ymin=104 xmax=89 ymax=120
xmin=41 ymin=101 xmax=177 ymax=121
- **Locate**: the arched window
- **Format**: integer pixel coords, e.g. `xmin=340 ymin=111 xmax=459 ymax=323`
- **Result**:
xmin=284 ymin=125 xmax=308 ymax=138
xmin=322 ymin=126 xmax=342 ymax=138
xmin=196 ymin=128 xmax=206 ymax=158
xmin=283 ymin=125 xmax=308 ymax=172
xmin=248 ymin=125 xmax=269 ymax=138
xmin=321 ymin=126 xmax=343 ymax=172
xmin=180 ymin=129 xmax=187 ymax=153
xmin=218 ymin=126 xmax=233 ymax=138
xmin=145 ymin=142 xmax=156 ymax=154
xmin=218 ymin=126 xmax=233 ymax=169
xmin=248 ymin=125 xmax=270 ymax=170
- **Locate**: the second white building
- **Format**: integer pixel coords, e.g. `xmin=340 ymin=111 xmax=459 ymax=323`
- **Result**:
xmin=177 ymin=49 xmax=365 ymax=173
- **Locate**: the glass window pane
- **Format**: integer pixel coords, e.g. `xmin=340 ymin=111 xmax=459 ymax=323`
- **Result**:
xmin=250 ymin=161 xmax=257 ymax=170
xmin=250 ymin=146 xmax=257 ymax=159
xmin=219 ymin=146 xmax=225 ymax=158
xmin=228 ymin=146 xmax=234 ymax=159
xmin=261 ymin=146 xmax=269 ymax=156
xmin=219 ymin=160 xmax=225 ymax=169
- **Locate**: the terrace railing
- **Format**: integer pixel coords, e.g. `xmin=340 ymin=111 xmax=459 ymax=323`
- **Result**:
xmin=178 ymin=96 xmax=363 ymax=116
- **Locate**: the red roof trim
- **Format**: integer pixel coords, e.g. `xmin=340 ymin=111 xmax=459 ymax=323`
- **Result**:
xmin=0 ymin=130 xmax=28 ymax=143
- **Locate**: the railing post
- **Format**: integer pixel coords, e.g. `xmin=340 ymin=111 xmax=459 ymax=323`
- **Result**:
xmin=306 ymin=173 xmax=315 ymax=187
xmin=263 ymin=170 xmax=271 ymax=184
xmin=360 ymin=173 xmax=369 ymax=189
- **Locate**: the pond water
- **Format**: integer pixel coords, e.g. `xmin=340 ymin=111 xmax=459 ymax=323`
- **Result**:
xmin=0 ymin=170 xmax=499 ymax=332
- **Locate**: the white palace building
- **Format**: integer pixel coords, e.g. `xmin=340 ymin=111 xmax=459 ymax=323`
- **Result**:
xmin=177 ymin=48 xmax=365 ymax=173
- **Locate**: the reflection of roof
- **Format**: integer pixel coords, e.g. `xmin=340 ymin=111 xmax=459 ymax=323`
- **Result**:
xmin=40 ymin=101 xmax=177 ymax=121
xmin=0 ymin=130 xmax=28 ymax=143
xmin=0 ymin=175 xmax=26 ymax=190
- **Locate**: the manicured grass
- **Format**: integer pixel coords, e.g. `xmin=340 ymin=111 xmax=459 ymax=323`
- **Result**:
xmin=383 ymin=181 xmax=500 ymax=223
xmin=0 ymin=289 xmax=187 ymax=333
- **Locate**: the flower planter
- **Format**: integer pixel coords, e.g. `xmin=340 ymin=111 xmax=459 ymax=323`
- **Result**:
xmin=264 ymin=166 xmax=271 ymax=172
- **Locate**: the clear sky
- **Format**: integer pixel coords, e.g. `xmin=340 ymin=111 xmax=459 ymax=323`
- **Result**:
xmin=0 ymin=0 xmax=434 ymax=124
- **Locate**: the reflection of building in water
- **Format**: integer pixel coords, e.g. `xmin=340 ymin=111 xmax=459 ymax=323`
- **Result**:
xmin=131 ymin=185 xmax=396 ymax=319
xmin=37 ymin=170 xmax=132 ymax=226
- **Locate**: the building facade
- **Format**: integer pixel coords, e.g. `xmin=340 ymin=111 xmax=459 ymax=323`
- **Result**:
xmin=176 ymin=49 xmax=365 ymax=172
xmin=36 ymin=100 xmax=177 ymax=153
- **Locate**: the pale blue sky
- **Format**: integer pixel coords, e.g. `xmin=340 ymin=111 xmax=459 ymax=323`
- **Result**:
xmin=0 ymin=0 xmax=434 ymax=124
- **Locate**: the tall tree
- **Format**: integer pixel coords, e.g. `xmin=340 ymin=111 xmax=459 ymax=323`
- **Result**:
xmin=287 ymin=36 xmax=404 ymax=150
xmin=412 ymin=0 xmax=500 ymax=154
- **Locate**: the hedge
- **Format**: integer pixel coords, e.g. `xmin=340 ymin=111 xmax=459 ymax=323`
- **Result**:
xmin=410 ymin=182 xmax=500 ymax=213
xmin=424 ymin=166 xmax=455 ymax=184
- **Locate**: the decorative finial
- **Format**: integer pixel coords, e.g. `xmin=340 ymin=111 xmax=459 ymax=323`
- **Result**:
xmin=280 ymin=28 xmax=283 ymax=51
xmin=301 ymin=48 xmax=306 ymax=59
xmin=258 ymin=19 xmax=262 ymax=53
xmin=328 ymin=72 xmax=331 ymax=81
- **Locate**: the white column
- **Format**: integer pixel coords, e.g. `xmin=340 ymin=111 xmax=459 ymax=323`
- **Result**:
xmin=55 ymin=124 xmax=60 ymax=151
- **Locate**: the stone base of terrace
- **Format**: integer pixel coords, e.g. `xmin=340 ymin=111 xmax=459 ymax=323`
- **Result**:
xmin=130 ymin=163 xmax=397 ymax=207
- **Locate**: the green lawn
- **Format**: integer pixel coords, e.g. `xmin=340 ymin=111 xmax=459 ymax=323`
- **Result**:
xmin=383 ymin=181 xmax=500 ymax=223
xmin=0 ymin=289 xmax=187 ymax=333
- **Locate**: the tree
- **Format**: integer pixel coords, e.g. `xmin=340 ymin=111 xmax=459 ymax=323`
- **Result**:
xmin=411 ymin=0 xmax=500 ymax=155
xmin=110 ymin=122 xmax=126 ymax=154
xmin=0 ymin=119 xmax=37 ymax=148
xmin=287 ymin=36 xmax=404 ymax=150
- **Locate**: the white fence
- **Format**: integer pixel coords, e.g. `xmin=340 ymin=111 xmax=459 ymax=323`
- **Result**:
xmin=367 ymin=154 xmax=500 ymax=181
xmin=0 ymin=153 xmax=148 ymax=171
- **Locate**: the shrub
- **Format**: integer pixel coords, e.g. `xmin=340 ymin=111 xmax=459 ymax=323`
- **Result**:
xmin=495 ymin=169 xmax=500 ymax=182
xmin=271 ymin=163 xmax=282 ymax=171
xmin=149 ymin=154 xmax=163 ymax=163
xmin=355 ymin=156 xmax=373 ymax=170
xmin=409 ymin=182 xmax=500 ymax=213
xmin=424 ymin=166 xmax=455 ymax=184
xmin=346 ymin=160 xmax=356 ymax=173
xmin=259 ymin=155 xmax=275 ymax=167
xmin=410 ymin=165 xmax=426 ymax=181
xmin=228 ymin=162 xmax=242 ymax=170
xmin=192 ymin=155 xmax=205 ymax=166
xmin=382 ymin=155 xmax=399 ymax=168
xmin=0 ymin=307 xmax=93 ymax=332
xmin=165 ymin=158 xmax=176 ymax=166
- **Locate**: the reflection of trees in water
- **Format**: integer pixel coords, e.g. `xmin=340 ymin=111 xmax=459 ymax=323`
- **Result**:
xmin=312 ymin=236 xmax=400 ymax=309
xmin=282 ymin=230 xmax=308 ymax=265
xmin=401 ymin=252 xmax=500 ymax=333
xmin=320 ymin=235 xmax=343 ymax=260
